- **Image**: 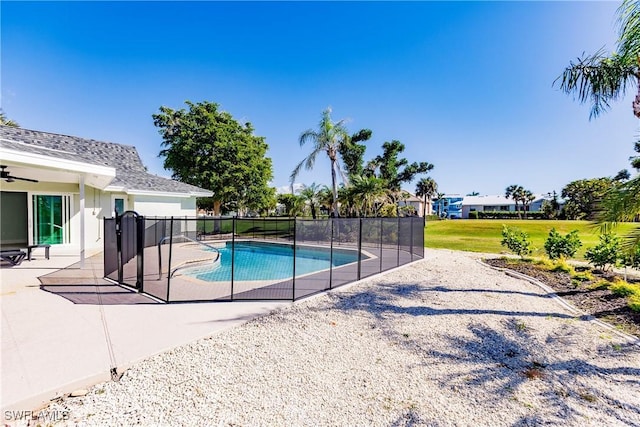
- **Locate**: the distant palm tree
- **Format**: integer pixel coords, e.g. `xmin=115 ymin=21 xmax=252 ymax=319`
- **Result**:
xmin=291 ymin=108 xmax=349 ymax=217
xmin=300 ymin=182 xmax=322 ymax=219
xmin=505 ymin=185 xmax=524 ymax=218
xmin=415 ymin=177 xmax=438 ymax=217
xmin=556 ymin=0 xmax=640 ymax=119
xmin=0 ymin=110 xmax=19 ymax=127
xmin=349 ymin=174 xmax=389 ymax=217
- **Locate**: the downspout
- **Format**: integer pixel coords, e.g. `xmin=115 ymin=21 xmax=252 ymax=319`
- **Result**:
xmin=79 ymin=174 xmax=85 ymax=269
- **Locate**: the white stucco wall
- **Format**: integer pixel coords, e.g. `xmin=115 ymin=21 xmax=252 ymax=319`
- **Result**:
xmin=132 ymin=195 xmax=197 ymax=217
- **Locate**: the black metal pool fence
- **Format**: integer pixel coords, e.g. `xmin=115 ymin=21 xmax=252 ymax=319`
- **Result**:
xmin=104 ymin=213 xmax=424 ymax=302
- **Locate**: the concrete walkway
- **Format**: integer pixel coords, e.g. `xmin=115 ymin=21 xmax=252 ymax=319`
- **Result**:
xmin=0 ymin=252 xmax=287 ymax=412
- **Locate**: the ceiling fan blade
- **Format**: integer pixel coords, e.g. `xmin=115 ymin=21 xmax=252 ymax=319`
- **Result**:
xmin=11 ymin=176 xmax=39 ymax=183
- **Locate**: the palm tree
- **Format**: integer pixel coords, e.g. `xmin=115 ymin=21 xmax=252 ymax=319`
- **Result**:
xmin=556 ymin=0 xmax=640 ymax=119
xmin=291 ymin=107 xmax=349 ymax=217
xmin=415 ymin=177 xmax=438 ymax=217
xmin=349 ymin=174 xmax=389 ymax=217
xmin=0 ymin=110 xmax=19 ymax=127
xmin=558 ymin=0 xmax=640 ymax=250
xmin=299 ymin=182 xmax=321 ymax=219
xmin=505 ymin=185 xmax=523 ymax=218
xmin=521 ymin=189 xmax=536 ymax=219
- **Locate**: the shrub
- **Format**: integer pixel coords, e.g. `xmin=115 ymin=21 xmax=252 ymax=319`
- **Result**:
xmin=584 ymin=233 xmax=621 ymax=272
xmin=609 ymin=279 xmax=640 ymax=298
xmin=621 ymin=244 xmax=640 ymax=270
xmin=551 ymin=258 xmax=574 ymax=274
xmin=589 ymin=279 xmax=611 ymax=290
xmin=570 ymin=270 xmax=594 ymax=282
xmin=479 ymin=211 xmax=545 ymax=220
xmin=501 ymin=225 xmax=532 ymax=258
xmin=544 ymin=228 xmax=582 ymax=260
xmin=468 ymin=211 xmax=479 ymax=219
xmin=629 ymin=295 xmax=640 ymax=312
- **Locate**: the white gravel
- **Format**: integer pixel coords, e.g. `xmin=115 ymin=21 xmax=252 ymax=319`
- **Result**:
xmin=44 ymin=249 xmax=640 ymax=426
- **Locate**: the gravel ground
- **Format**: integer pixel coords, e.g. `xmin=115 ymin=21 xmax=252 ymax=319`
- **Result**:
xmin=43 ymin=249 xmax=640 ymax=426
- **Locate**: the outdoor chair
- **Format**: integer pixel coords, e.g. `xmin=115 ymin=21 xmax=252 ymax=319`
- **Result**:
xmin=0 ymin=249 xmax=27 ymax=266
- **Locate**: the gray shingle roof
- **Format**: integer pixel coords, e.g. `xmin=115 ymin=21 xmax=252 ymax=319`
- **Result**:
xmin=0 ymin=125 xmax=211 ymax=196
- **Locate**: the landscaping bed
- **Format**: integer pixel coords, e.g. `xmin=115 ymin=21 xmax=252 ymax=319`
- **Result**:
xmin=484 ymin=257 xmax=640 ymax=338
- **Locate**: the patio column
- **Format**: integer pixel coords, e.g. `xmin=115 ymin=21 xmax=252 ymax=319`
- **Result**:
xmin=79 ymin=174 xmax=85 ymax=268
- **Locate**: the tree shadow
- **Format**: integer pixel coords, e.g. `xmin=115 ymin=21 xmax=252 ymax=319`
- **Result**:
xmin=324 ymin=282 xmax=640 ymax=425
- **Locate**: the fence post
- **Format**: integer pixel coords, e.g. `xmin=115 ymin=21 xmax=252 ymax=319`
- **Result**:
xmin=115 ymin=212 xmax=123 ymax=284
xmin=292 ymin=218 xmax=297 ymax=300
xmin=410 ymin=217 xmax=414 ymax=262
xmin=166 ymin=217 xmax=174 ymax=302
xmin=329 ymin=218 xmax=334 ymax=290
xmin=357 ymin=218 xmax=362 ymax=280
xmin=379 ymin=218 xmax=383 ymax=272
xmin=397 ymin=216 xmax=401 ymax=267
xmin=231 ymin=216 xmax=236 ymax=301
xmin=136 ymin=215 xmax=145 ymax=292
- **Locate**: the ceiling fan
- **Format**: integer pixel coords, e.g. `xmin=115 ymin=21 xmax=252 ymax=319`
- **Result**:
xmin=0 ymin=165 xmax=39 ymax=183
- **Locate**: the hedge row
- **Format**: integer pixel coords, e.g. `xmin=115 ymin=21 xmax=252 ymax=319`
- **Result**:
xmin=472 ymin=211 xmax=547 ymax=220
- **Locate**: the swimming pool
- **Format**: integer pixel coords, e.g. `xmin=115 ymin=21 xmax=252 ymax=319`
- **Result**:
xmin=191 ymin=241 xmax=364 ymax=282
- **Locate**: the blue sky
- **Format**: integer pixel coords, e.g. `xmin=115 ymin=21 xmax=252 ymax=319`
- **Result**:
xmin=1 ymin=1 xmax=637 ymax=196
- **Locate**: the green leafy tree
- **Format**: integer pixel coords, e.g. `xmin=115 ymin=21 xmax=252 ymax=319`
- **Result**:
xmin=501 ymin=225 xmax=533 ymax=258
xmin=277 ymin=193 xmax=305 ymax=217
xmin=153 ymin=101 xmax=274 ymax=216
xmin=339 ymin=129 xmax=372 ymax=180
xmin=556 ymin=0 xmax=640 ymax=119
xmin=585 ymin=233 xmax=622 ymax=271
xmin=561 ymin=177 xmax=614 ymax=220
xmin=0 ymin=110 xmax=19 ymax=127
xmin=631 ymin=141 xmax=640 ymax=170
xmin=544 ymin=228 xmax=582 ymax=260
xmin=415 ymin=177 xmax=438 ymax=217
xmin=291 ymin=107 xmax=349 ymax=217
xmin=621 ymin=244 xmax=640 ymax=269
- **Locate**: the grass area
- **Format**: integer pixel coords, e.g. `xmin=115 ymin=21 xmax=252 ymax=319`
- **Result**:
xmin=424 ymin=219 xmax=639 ymax=260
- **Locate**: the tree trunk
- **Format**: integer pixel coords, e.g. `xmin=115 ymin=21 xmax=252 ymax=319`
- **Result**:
xmin=330 ymin=159 xmax=339 ymax=217
xmin=214 ymin=200 xmax=222 ymax=216
xmin=422 ymin=195 xmax=427 ymax=217
xmin=634 ymin=73 xmax=640 ymax=118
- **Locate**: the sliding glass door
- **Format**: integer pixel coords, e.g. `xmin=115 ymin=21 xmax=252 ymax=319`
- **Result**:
xmin=32 ymin=195 xmax=71 ymax=245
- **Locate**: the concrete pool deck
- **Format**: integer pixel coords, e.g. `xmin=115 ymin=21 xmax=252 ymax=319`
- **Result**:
xmin=0 ymin=252 xmax=287 ymax=412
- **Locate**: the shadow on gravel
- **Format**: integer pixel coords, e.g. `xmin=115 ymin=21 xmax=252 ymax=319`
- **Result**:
xmin=327 ymin=282 xmax=640 ymax=425
xmin=330 ymin=284 xmax=574 ymax=320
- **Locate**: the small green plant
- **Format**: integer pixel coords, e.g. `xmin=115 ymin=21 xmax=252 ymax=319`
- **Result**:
xmin=610 ymin=279 xmax=640 ymax=298
xmin=589 ymin=278 xmax=611 ymax=290
xmin=621 ymin=244 xmax=640 ymax=270
xmin=551 ymin=258 xmax=574 ymax=274
xmin=468 ymin=211 xmax=479 ymax=219
xmin=570 ymin=270 xmax=594 ymax=282
xmin=501 ymin=225 xmax=532 ymax=258
xmin=544 ymin=228 xmax=582 ymax=260
xmin=628 ymin=294 xmax=640 ymax=312
xmin=533 ymin=258 xmax=555 ymax=269
xmin=584 ymin=233 xmax=622 ymax=272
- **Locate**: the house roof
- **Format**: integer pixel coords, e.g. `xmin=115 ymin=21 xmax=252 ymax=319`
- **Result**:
xmin=462 ymin=194 xmax=549 ymax=206
xmin=0 ymin=126 xmax=212 ymax=197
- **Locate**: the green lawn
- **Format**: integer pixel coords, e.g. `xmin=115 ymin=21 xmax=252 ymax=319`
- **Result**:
xmin=424 ymin=219 xmax=639 ymax=260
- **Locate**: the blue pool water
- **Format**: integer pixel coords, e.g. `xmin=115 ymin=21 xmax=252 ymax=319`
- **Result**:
xmin=193 ymin=241 xmax=362 ymax=282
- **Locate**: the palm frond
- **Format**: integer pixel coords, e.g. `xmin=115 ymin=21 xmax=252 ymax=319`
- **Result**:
xmin=555 ymin=50 xmax=636 ymax=119
xmin=617 ymin=0 xmax=640 ymax=58
xmin=299 ymin=129 xmax=318 ymax=147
